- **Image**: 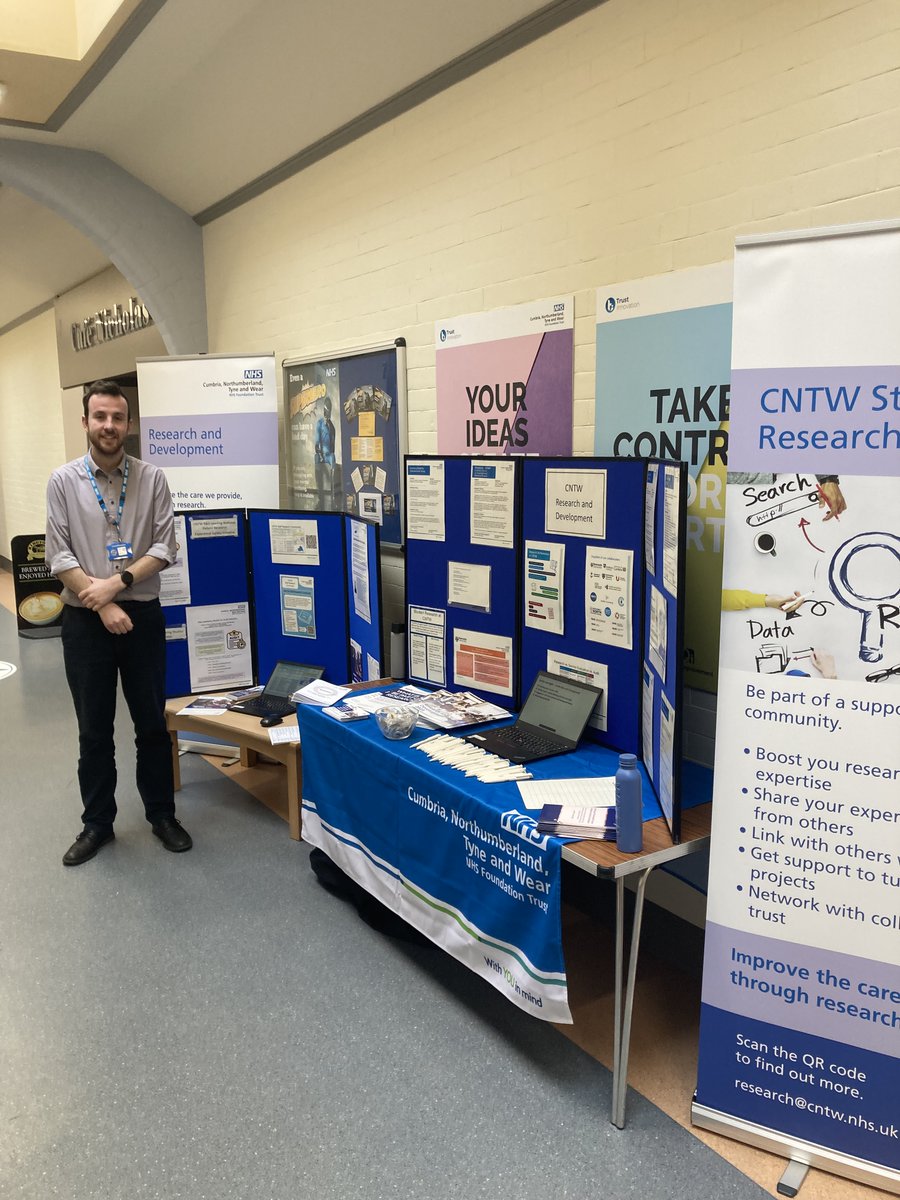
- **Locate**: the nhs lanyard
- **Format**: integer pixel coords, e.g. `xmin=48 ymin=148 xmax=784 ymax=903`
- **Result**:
xmin=84 ymin=454 xmax=129 ymax=534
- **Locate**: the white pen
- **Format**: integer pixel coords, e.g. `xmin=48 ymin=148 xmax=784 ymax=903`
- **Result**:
xmin=781 ymin=592 xmax=812 ymax=611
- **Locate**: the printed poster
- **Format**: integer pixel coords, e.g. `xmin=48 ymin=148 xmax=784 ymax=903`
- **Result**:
xmin=280 ymin=575 xmax=316 ymax=639
xmin=585 ymin=546 xmax=633 ymax=651
xmin=185 ymin=601 xmax=252 ymax=691
xmin=436 ymin=297 xmax=574 ymax=455
xmin=595 ymin=263 xmax=733 ymax=691
xmin=284 ymin=345 xmax=404 ymax=546
xmin=158 ymin=514 xmax=190 ymax=607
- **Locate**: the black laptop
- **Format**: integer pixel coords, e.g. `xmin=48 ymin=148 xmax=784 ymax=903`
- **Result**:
xmin=465 ymin=670 xmax=602 ymax=764
xmin=229 ymin=661 xmax=325 ymax=719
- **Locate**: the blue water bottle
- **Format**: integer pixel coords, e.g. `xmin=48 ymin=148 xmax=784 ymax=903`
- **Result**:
xmin=615 ymin=752 xmax=643 ymax=853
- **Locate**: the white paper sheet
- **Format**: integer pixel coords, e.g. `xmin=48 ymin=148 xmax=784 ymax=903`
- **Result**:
xmin=585 ymin=546 xmax=633 ymax=650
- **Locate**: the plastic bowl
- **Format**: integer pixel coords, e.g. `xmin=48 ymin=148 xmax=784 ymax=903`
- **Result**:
xmin=374 ymin=704 xmax=417 ymax=740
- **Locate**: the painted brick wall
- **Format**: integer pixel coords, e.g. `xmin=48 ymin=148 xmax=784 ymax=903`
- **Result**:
xmin=0 ymin=310 xmax=66 ymax=553
xmin=202 ymin=0 xmax=900 ymax=692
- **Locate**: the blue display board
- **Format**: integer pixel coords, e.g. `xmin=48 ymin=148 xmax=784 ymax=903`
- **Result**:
xmin=640 ymin=461 xmax=687 ymax=839
xmin=404 ymin=456 xmax=521 ymax=706
xmin=248 ymin=509 xmax=350 ymax=683
xmin=402 ymin=454 xmax=687 ymax=840
xmin=163 ymin=509 xmax=251 ymax=697
xmin=345 ymin=515 xmax=385 ymax=682
xmin=520 ymin=457 xmax=646 ymax=754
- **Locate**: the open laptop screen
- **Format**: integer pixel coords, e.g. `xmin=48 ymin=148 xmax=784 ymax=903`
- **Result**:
xmin=263 ymin=661 xmax=324 ymax=699
xmin=519 ymin=671 xmax=600 ymax=739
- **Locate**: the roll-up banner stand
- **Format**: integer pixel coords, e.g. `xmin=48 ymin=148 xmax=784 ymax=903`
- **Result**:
xmin=137 ymin=352 xmax=279 ymax=511
xmin=282 ymin=340 xmax=407 ymax=548
xmin=693 ymin=221 xmax=900 ymax=1195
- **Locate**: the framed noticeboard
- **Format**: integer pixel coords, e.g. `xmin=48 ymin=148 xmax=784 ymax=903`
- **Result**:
xmin=283 ymin=340 xmax=407 ymax=548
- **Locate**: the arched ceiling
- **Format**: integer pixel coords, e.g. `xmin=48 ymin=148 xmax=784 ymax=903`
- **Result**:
xmin=0 ymin=0 xmax=600 ymax=331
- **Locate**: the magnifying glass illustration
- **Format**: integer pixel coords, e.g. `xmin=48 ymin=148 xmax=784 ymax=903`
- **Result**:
xmin=828 ymin=532 xmax=900 ymax=663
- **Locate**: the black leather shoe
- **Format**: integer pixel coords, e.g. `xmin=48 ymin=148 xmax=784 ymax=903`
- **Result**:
xmin=152 ymin=817 xmax=192 ymax=853
xmin=63 ymin=828 xmax=114 ymax=866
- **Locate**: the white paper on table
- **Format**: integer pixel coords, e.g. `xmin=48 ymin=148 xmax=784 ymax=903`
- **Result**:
xmin=269 ymin=725 xmax=301 ymax=744
xmin=517 ymin=777 xmax=616 ymax=812
xmin=292 ymin=679 xmax=351 ymax=706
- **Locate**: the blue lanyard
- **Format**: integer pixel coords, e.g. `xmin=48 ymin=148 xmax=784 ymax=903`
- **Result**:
xmin=84 ymin=454 xmax=129 ymax=534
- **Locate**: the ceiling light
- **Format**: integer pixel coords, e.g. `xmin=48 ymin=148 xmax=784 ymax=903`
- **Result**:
xmin=0 ymin=83 xmax=8 ymax=105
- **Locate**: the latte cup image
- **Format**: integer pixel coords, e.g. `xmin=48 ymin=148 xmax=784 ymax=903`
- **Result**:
xmin=18 ymin=591 xmax=64 ymax=625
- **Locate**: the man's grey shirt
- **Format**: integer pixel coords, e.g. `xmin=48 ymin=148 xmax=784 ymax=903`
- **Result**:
xmin=46 ymin=451 xmax=177 ymax=606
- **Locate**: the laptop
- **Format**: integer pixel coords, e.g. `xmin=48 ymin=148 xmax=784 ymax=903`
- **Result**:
xmin=465 ymin=670 xmax=602 ymax=764
xmin=229 ymin=661 xmax=325 ymax=719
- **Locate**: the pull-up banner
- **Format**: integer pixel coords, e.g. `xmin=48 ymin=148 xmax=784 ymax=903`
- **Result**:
xmin=693 ymin=222 xmax=900 ymax=1194
xmin=137 ymin=353 xmax=278 ymax=511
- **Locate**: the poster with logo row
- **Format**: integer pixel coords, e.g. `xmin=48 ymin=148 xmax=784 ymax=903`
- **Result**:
xmin=435 ymin=297 xmax=574 ymax=456
xmin=693 ymin=222 xmax=900 ymax=1194
xmin=595 ymin=264 xmax=732 ymax=692
xmin=284 ymin=341 xmax=406 ymax=547
xmin=137 ymin=353 xmax=279 ymax=511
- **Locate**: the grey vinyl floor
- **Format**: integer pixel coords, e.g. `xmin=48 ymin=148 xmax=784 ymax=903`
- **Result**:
xmin=0 ymin=610 xmax=769 ymax=1200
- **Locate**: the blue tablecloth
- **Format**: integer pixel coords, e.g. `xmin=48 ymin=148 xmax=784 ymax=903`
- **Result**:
xmin=297 ymin=703 xmax=660 ymax=1023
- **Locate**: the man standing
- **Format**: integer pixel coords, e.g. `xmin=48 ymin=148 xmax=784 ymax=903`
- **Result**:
xmin=46 ymin=380 xmax=192 ymax=865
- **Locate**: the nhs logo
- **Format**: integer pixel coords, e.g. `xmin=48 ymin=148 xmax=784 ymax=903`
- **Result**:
xmin=501 ymin=810 xmax=549 ymax=850
xmin=244 ymin=368 xmax=264 ymax=380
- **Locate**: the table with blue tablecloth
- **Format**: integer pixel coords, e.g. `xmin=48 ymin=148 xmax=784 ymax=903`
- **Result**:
xmin=297 ymin=696 xmax=711 ymax=1089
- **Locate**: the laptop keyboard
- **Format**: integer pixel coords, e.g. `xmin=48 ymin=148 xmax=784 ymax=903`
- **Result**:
xmin=242 ymin=695 xmax=289 ymax=715
xmin=497 ymin=727 xmax=560 ymax=755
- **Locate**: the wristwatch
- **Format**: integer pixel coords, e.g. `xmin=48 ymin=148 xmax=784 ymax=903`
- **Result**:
xmin=120 ymin=570 xmax=134 ymax=589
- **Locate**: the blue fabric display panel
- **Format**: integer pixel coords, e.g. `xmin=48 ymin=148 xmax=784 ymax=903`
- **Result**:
xmin=248 ymin=509 xmax=350 ymax=683
xmin=163 ymin=509 xmax=251 ymax=697
xmin=520 ymin=457 xmax=646 ymax=753
xmin=404 ymin=456 xmax=521 ymax=706
xmin=344 ymin=516 xmax=384 ymax=682
xmin=641 ymin=461 xmax=687 ymax=840
xmin=401 ymin=454 xmax=688 ymax=840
